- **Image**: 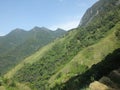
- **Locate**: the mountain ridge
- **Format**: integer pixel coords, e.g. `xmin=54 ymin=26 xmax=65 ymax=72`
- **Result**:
xmin=0 ymin=27 xmax=66 ymax=74
xmin=1 ymin=0 xmax=120 ymax=90
xmin=79 ymin=0 xmax=120 ymax=26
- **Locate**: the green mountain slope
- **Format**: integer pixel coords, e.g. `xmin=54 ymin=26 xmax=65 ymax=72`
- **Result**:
xmin=0 ymin=27 xmax=66 ymax=74
xmin=50 ymin=23 xmax=120 ymax=90
xmin=4 ymin=0 xmax=120 ymax=90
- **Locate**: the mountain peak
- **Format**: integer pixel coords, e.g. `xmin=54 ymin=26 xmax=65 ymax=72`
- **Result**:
xmin=55 ymin=28 xmax=66 ymax=34
xmin=12 ymin=28 xmax=26 ymax=32
xmin=7 ymin=28 xmax=26 ymax=36
xmin=79 ymin=0 xmax=119 ymax=26
xmin=32 ymin=26 xmax=41 ymax=30
xmin=31 ymin=26 xmax=51 ymax=32
xmin=56 ymin=28 xmax=65 ymax=31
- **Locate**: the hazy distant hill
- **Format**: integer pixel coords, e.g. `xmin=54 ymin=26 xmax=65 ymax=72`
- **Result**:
xmin=0 ymin=27 xmax=66 ymax=74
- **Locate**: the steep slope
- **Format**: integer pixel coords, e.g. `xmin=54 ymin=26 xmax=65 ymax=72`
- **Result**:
xmin=0 ymin=76 xmax=31 ymax=90
xmin=0 ymin=27 xmax=66 ymax=74
xmin=48 ymin=22 xmax=120 ymax=90
xmin=79 ymin=0 xmax=120 ymax=26
xmin=4 ymin=0 xmax=120 ymax=90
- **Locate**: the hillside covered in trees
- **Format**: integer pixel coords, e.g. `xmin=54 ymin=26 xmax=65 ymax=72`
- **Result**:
xmin=0 ymin=0 xmax=120 ymax=90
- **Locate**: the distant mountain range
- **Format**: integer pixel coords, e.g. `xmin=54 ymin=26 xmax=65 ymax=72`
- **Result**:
xmin=0 ymin=27 xmax=66 ymax=74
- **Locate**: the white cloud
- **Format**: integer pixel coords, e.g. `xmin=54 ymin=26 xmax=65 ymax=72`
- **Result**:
xmin=0 ymin=32 xmax=6 ymax=36
xmin=50 ymin=19 xmax=80 ymax=30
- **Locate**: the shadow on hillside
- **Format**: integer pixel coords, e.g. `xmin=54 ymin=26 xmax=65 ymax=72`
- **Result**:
xmin=61 ymin=48 xmax=120 ymax=90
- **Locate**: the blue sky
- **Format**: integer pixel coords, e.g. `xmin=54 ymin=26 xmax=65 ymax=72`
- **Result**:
xmin=0 ymin=0 xmax=98 ymax=36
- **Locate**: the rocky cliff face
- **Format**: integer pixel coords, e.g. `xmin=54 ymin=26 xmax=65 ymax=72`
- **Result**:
xmin=79 ymin=0 xmax=119 ymax=26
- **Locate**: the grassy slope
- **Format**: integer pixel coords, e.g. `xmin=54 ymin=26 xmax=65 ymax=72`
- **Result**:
xmin=4 ymin=30 xmax=78 ymax=90
xmin=4 ymin=42 xmax=55 ymax=79
xmin=4 ymin=22 xmax=120 ymax=90
xmin=4 ymin=30 xmax=77 ymax=79
xmin=5 ymin=13 xmax=120 ymax=90
xmin=0 ymin=83 xmax=31 ymax=90
xmin=48 ymin=22 xmax=120 ymax=89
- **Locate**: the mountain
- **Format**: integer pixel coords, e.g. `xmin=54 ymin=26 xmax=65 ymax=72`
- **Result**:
xmin=53 ymin=28 xmax=66 ymax=37
xmin=79 ymin=0 xmax=120 ymax=26
xmin=0 ymin=28 xmax=28 ymax=54
xmin=2 ymin=0 xmax=120 ymax=90
xmin=0 ymin=27 xmax=66 ymax=74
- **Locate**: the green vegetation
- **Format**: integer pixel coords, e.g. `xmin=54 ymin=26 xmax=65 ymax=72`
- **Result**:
xmin=49 ymin=23 xmax=120 ymax=90
xmin=0 ymin=27 xmax=66 ymax=74
xmin=2 ymin=0 xmax=120 ymax=90
xmin=0 ymin=76 xmax=31 ymax=90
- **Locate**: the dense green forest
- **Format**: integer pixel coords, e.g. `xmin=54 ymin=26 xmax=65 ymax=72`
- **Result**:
xmin=0 ymin=0 xmax=120 ymax=90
